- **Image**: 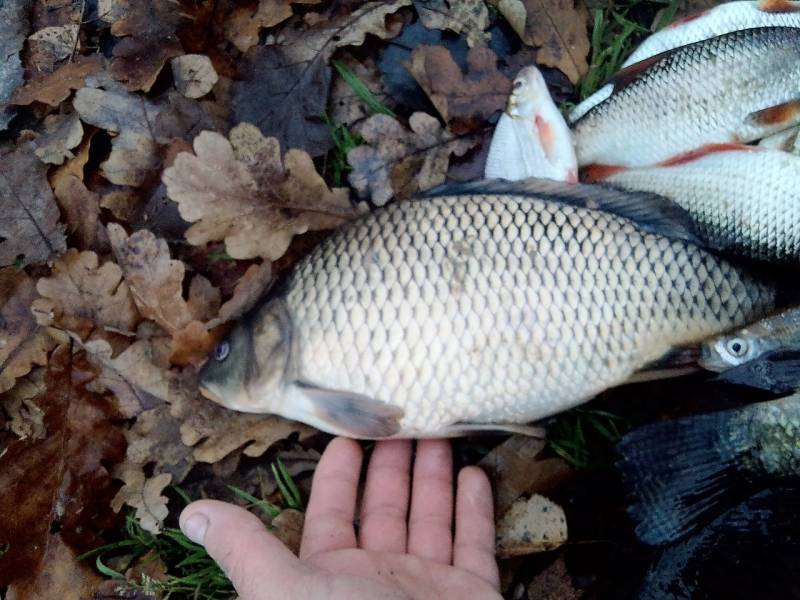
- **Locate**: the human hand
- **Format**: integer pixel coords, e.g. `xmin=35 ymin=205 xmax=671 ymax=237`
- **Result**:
xmin=179 ymin=438 xmax=502 ymax=600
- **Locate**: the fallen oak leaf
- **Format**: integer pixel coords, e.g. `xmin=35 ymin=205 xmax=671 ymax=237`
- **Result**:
xmin=232 ymin=0 xmax=411 ymax=156
xmin=31 ymin=113 xmax=84 ymax=165
xmin=111 ymin=466 xmax=172 ymax=534
xmin=171 ymin=54 xmax=219 ymax=99
xmin=1 ymin=369 xmax=47 ymax=440
xmin=11 ymin=55 xmax=104 ymax=107
xmin=405 ymin=44 xmax=511 ymax=133
xmin=0 ymin=269 xmax=55 ymax=394
xmin=53 ymin=174 xmax=100 ymax=250
xmin=224 ymin=0 xmax=322 ymax=53
xmin=0 ymin=0 xmax=31 ymax=130
xmin=32 ymin=249 xmax=141 ymax=340
xmin=347 ymin=112 xmax=480 ymax=205
xmin=163 ymin=123 xmax=363 ymax=261
xmin=208 ymin=261 xmax=273 ymax=328
xmin=0 ymin=143 xmax=67 ymax=266
xmin=495 ymin=494 xmax=568 ymax=558
xmin=26 ymin=24 xmax=80 ymax=72
xmin=415 ymin=0 xmax=491 ymax=47
xmin=495 ymin=0 xmax=590 ymax=83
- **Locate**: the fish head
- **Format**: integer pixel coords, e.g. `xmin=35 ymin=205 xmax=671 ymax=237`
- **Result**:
xmin=699 ymin=329 xmax=779 ymax=372
xmin=507 ymin=66 xmax=550 ymax=117
xmin=198 ymin=299 xmax=292 ymax=414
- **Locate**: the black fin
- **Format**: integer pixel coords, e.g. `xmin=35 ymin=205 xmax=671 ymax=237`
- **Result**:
xmin=423 ymin=178 xmax=703 ymax=246
xmin=293 ymin=381 xmax=404 ymax=439
xmin=714 ymin=349 xmax=800 ymax=394
xmin=638 ymin=486 xmax=800 ymax=600
xmin=626 ymin=346 xmax=702 ymax=383
xmin=616 ymin=409 xmax=758 ymax=545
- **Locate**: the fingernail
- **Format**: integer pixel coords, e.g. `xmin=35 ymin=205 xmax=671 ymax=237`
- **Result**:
xmin=182 ymin=513 xmax=209 ymax=544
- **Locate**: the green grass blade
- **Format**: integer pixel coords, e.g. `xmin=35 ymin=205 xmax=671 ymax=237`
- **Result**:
xmin=272 ymin=458 xmax=303 ymax=510
xmin=333 ymin=60 xmax=395 ymax=116
xmin=227 ymin=485 xmax=280 ymax=518
xmin=96 ymin=556 xmax=125 ymax=579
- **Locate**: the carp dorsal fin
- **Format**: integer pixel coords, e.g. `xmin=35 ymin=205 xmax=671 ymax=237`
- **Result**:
xmin=424 ymin=178 xmax=703 ymax=246
xmin=292 ymin=381 xmax=404 ymax=439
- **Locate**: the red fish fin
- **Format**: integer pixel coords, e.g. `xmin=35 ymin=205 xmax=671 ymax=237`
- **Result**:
xmin=658 ymin=143 xmax=756 ymax=167
xmin=535 ymin=115 xmax=555 ymax=156
xmin=664 ymin=10 xmax=708 ymax=29
xmin=758 ymin=0 xmax=800 ymax=13
xmin=582 ymin=163 xmax=628 ymax=182
xmin=748 ymin=99 xmax=800 ymax=126
xmin=610 ymin=54 xmax=663 ymax=93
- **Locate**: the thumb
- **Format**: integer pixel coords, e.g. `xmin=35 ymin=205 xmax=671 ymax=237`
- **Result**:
xmin=180 ymin=499 xmax=309 ymax=600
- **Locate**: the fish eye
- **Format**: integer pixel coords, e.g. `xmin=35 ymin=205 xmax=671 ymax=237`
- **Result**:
xmin=725 ymin=338 xmax=748 ymax=358
xmin=214 ymin=341 xmax=230 ymax=362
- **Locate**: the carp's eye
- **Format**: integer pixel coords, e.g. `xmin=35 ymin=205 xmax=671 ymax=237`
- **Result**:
xmin=214 ymin=341 xmax=230 ymax=362
xmin=725 ymin=338 xmax=748 ymax=358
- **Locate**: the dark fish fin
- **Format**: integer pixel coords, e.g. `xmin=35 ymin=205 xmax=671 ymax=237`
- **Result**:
xmin=616 ymin=409 xmax=757 ymax=545
xmin=746 ymin=98 xmax=800 ymax=127
xmin=424 ymin=178 xmax=703 ymax=246
xmin=758 ymin=0 xmax=800 ymax=13
xmin=713 ymin=349 xmax=800 ymax=394
xmin=638 ymin=486 xmax=800 ymax=600
xmin=293 ymin=381 xmax=404 ymax=439
xmin=608 ymin=53 xmax=663 ymax=93
xmin=626 ymin=347 xmax=702 ymax=384
xmin=435 ymin=423 xmax=546 ymax=437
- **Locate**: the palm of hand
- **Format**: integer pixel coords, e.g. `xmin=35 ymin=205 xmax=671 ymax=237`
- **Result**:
xmin=181 ymin=438 xmax=502 ymax=600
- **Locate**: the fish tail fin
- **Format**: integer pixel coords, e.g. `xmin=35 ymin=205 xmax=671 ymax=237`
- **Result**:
xmin=616 ymin=409 xmax=755 ymax=545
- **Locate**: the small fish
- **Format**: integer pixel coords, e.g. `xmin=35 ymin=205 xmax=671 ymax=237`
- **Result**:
xmin=485 ymin=66 xmax=577 ymax=183
xmin=571 ymin=0 xmax=800 ymax=122
xmin=637 ymin=485 xmax=800 ymax=600
xmin=700 ymin=305 xmax=800 ymax=372
xmin=571 ymin=27 xmax=800 ymax=167
xmin=617 ymin=392 xmax=800 ymax=546
xmin=584 ymin=144 xmax=800 ymax=261
xmin=198 ymin=179 xmax=775 ymax=439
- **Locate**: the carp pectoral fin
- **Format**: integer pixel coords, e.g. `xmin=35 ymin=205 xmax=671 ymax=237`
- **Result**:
xmin=744 ymin=99 xmax=800 ymax=132
xmin=435 ymin=423 xmax=546 ymax=438
xmin=293 ymin=381 xmax=404 ymax=439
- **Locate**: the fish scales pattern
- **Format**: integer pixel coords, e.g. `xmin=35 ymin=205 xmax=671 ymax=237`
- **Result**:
xmin=574 ymin=27 xmax=800 ymax=167
xmin=604 ymin=150 xmax=800 ymax=261
xmin=285 ymin=194 xmax=774 ymax=432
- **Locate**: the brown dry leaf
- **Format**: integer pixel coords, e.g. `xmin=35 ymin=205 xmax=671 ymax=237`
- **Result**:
xmin=103 ymin=0 xmax=184 ymax=92
xmin=32 ymin=249 xmax=141 ymax=339
xmin=224 ymin=0 xmax=322 ymax=52
xmin=50 ymin=128 xmax=94 ymax=191
xmin=11 ymin=55 xmax=104 ymax=107
xmin=171 ymin=393 xmax=316 ymax=463
xmin=111 ymin=466 xmax=172 ymax=534
xmin=479 ymin=435 xmax=571 ymax=517
xmin=53 ymin=174 xmax=100 ymax=250
xmin=122 ymin=404 xmax=196 ymax=482
xmin=273 ymin=509 xmax=305 ymax=555
xmin=0 ymin=269 xmax=55 ymax=393
xmin=73 ymin=74 xmax=163 ymax=186
xmin=107 ymin=224 xmax=199 ymax=333
xmin=169 ymin=320 xmax=218 ymax=367
xmin=406 ymin=44 xmax=511 ymax=133
xmin=232 ymin=0 xmax=411 ymax=156
xmin=496 ymin=494 xmax=568 ymax=558
xmin=31 ymin=113 xmax=83 ymax=165
xmin=211 ymin=261 xmax=273 ymax=327
xmin=2 ymin=369 xmax=47 ymax=440
xmin=348 ymin=112 xmax=480 ymax=205
xmin=163 ymin=123 xmax=362 ymax=261
xmin=415 ymin=0 xmax=491 ymax=47
xmin=496 ymin=0 xmax=589 ymax=83
xmin=0 ymin=347 xmax=126 ymax=587
xmin=171 ymin=54 xmax=219 ymax=99
xmin=0 ymin=144 xmax=67 ymax=266
xmin=527 ymin=557 xmax=583 ymax=600
xmin=329 ymin=53 xmax=396 ymax=129
xmin=5 ymin=534 xmax=104 ymax=600
xmin=100 ymin=189 xmax=143 ymax=222
xmin=27 ymin=24 xmax=80 ymax=71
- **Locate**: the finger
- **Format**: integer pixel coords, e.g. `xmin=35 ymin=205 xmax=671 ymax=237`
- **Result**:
xmin=358 ymin=439 xmax=412 ymax=552
xmin=453 ymin=466 xmax=500 ymax=589
xmin=180 ymin=500 xmax=308 ymax=600
xmin=299 ymin=437 xmax=363 ymax=560
xmin=407 ymin=439 xmax=454 ymax=564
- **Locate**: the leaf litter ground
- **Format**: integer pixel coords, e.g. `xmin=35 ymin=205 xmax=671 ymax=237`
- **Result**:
xmin=0 ymin=0 xmax=755 ymax=598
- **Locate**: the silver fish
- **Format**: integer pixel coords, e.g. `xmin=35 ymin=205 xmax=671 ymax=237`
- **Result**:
xmin=584 ymin=144 xmax=800 ymax=261
xmin=572 ymin=27 xmax=800 ymax=167
xmin=700 ymin=305 xmax=800 ymax=372
xmin=570 ymin=0 xmax=800 ymax=122
xmin=198 ymin=180 xmax=775 ymax=439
